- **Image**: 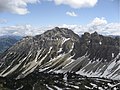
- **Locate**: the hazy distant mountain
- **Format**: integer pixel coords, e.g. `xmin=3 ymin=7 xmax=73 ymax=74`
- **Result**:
xmin=0 ymin=35 xmax=21 ymax=54
xmin=0 ymin=27 xmax=119 ymax=89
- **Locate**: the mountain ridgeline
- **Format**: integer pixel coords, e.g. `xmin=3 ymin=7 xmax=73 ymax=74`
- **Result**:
xmin=0 ymin=27 xmax=120 ymax=80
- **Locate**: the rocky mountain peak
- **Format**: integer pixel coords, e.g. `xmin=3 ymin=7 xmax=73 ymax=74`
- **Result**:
xmin=35 ymin=27 xmax=80 ymax=42
xmin=91 ymin=31 xmax=98 ymax=36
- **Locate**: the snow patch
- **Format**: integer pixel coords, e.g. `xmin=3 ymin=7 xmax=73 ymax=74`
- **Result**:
xmin=70 ymin=85 xmax=79 ymax=89
xmin=53 ymin=86 xmax=62 ymax=90
xmin=90 ymin=83 xmax=97 ymax=88
xmin=46 ymin=85 xmax=54 ymax=90
xmin=34 ymin=49 xmax=42 ymax=62
xmin=99 ymin=41 xmax=102 ymax=45
xmin=62 ymin=37 xmax=70 ymax=45
xmin=112 ymin=53 xmax=114 ymax=58
xmin=98 ymin=87 xmax=104 ymax=90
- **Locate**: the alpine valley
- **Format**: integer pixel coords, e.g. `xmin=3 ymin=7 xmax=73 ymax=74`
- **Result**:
xmin=0 ymin=27 xmax=120 ymax=90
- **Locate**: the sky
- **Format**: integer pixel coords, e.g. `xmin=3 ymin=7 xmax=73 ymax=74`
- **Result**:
xmin=0 ymin=0 xmax=120 ymax=36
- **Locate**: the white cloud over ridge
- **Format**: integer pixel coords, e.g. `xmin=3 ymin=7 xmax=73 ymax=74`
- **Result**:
xmin=90 ymin=17 xmax=107 ymax=26
xmin=0 ymin=0 xmax=39 ymax=15
xmin=0 ymin=17 xmax=120 ymax=36
xmin=61 ymin=23 xmax=120 ymax=36
xmin=66 ymin=11 xmax=77 ymax=17
xmin=60 ymin=17 xmax=120 ymax=36
xmin=49 ymin=0 xmax=98 ymax=8
xmin=0 ymin=24 xmax=53 ymax=36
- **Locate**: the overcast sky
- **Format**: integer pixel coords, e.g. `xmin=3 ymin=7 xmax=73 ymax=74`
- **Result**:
xmin=0 ymin=0 xmax=119 ymax=36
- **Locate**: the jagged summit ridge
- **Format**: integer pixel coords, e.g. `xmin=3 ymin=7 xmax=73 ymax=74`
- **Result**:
xmin=35 ymin=27 xmax=80 ymax=42
xmin=0 ymin=27 xmax=119 ymax=80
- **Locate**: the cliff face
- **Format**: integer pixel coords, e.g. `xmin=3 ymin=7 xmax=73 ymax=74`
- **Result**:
xmin=0 ymin=27 xmax=119 ymax=80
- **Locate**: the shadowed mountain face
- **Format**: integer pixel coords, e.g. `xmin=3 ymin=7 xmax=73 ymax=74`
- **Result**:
xmin=0 ymin=36 xmax=21 ymax=54
xmin=0 ymin=27 xmax=120 ymax=81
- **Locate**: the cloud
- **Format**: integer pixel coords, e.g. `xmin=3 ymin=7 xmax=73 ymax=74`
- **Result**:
xmin=60 ymin=17 xmax=120 ymax=36
xmin=90 ymin=17 xmax=107 ymax=26
xmin=60 ymin=23 xmax=120 ymax=36
xmin=48 ymin=0 xmax=98 ymax=8
xmin=0 ymin=24 xmax=53 ymax=36
xmin=66 ymin=11 xmax=77 ymax=17
xmin=0 ymin=0 xmax=39 ymax=15
xmin=0 ymin=18 xmax=7 ymax=24
xmin=0 ymin=18 xmax=119 ymax=36
xmin=0 ymin=0 xmax=98 ymax=15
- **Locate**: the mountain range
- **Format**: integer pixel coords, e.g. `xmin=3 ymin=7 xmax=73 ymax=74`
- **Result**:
xmin=0 ymin=27 xmax=120 ymax=90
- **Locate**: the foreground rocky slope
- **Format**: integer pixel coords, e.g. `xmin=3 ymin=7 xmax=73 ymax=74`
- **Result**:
xmin=0 ymin=72 xmax=120 ymax=90
xmin=0 ymin=27 xmax=119 ymax=80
